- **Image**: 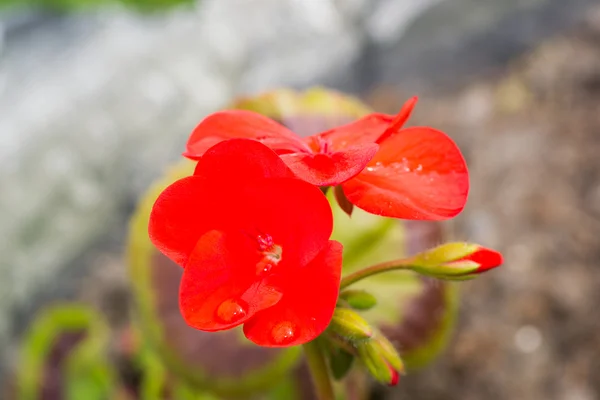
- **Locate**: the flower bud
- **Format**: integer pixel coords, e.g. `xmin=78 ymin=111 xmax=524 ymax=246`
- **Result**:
xmin=356 ymin=340 xmax=401 ymax=386
xmin=339 ymin=290 xmax=377 ymax=311
xmin=371 ymin=334 xmax=405 ymax=375
xmin=329 ymin=308 xmax=374 ymax=341
xmin=411 ymin=242 xmax=503 ymax=280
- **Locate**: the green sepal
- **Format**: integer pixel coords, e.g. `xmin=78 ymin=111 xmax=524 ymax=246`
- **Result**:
xmin=329 ymin=308 xmax=373 ymax=341
xmin=412 ymin=242 xmax=480 ymax=267
xmin=356 ymin=341 xmax=395 ymax=386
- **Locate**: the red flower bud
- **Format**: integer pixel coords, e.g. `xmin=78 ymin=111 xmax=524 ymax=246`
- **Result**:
xmin=356 ymin=337 xmax=404 ymax=386
xmin=411 ymin=242 xmax=503 ymax=280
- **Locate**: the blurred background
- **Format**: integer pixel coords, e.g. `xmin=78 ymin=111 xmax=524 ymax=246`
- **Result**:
xmin=1 ymin=0 xmax=600 ymax=399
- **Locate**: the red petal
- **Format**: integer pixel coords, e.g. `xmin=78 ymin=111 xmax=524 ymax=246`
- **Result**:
xmin=342 ymin=127 xmax=469 ymax=220
xmin=388 ymin=367 xmax=400 ymax=386
xmin=280 ymin=144 xmax=379 ymax=186
xmin=319 ymin=114 xmax=393 ymax=149
xmin=149 ymin=141 xmax=329 ymax=268
xmin=194 ymin=138 xmax=294 ymax=181
xmin=184 ymin=110 xmax=307 ymax=159
xmin=375 ymin=97 xmax=417 ymax=144
xmin=242 ymin=240 xmax=343 ymax=347
xmin=241 ymin=178 xmax=334 ymax=267
xmin=148 ymin=176 xmax=231 ymax=267
xmin=316 ymin=97 xmax=417 ymax=150
xmin=179 ymin=230 xmax=283 ymax=331
xmin=463 ymin=247 xmax=504 ymax=273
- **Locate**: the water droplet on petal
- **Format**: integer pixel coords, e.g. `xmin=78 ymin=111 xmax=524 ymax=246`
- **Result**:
xmin=271 ymin=321 xmax=298 ymax=345
xmin=215 ymin=298 xmax=248 ymax=324
xmin=257 ymin=259 xmax=275 ymax=275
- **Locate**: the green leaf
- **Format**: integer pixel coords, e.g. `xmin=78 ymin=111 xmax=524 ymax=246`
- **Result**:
xmin=329 ymin=349 xmax=354 ymax=381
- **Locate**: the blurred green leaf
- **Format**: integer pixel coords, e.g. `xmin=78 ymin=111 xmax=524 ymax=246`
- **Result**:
xmin=264 ymin=378 xmax=300 ymax=400
xmin=329 ymin=349 xmax=354 ymax=381
xmin=138 ymin=349 xmax=167 ymax=400
xmin=16 ymin=303 xmax=114 ymax=400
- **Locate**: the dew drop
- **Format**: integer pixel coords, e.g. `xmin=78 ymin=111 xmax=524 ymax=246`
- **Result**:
xmin=257 ymin=259 xmax=275 ymax=275
xmin=366 ymin=161 xmax=385 ymax=173
xmin=215 ymin=298 xmax=248 ymax=324
xmin=271 ymin=321 xmax=298 ymax=345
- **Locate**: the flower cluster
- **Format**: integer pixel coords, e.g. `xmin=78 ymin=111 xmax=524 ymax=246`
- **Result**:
xmin=148 ymin=97 xmax=501 ymax=351
xmin=183 ymin=97 xmax=469 ymax=220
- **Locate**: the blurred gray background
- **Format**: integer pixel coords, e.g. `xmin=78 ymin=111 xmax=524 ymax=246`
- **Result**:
xmin=1 ymin=0 xmax=600 ymax=398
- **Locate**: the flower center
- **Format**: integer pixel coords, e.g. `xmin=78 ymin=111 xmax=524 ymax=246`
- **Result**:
xmin=307 ymin=135 xmax=333 ymax=155
xmin=317 ymin=136 xmax=332 ymax=154
xmin=254 ymin=233 xmax=283 ymax=275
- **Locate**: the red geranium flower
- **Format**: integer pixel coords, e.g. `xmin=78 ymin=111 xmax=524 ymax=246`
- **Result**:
xmin=149 ymin=139 xmax=343 ymax=347
xmin=183 ymin=97 xmax=469 ymax=220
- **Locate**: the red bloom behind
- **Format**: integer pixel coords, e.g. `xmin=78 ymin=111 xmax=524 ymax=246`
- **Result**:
xmin=149 ymin=139 xmax=343 ymax=347
xmin=183 ymin=97 xmax=469 ymax=220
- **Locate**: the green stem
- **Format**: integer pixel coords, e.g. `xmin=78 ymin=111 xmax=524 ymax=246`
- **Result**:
xmin=303 ymin=339 xmax=336 ymax=400
xmin=340 ymin=258 xmax=414 ymax=289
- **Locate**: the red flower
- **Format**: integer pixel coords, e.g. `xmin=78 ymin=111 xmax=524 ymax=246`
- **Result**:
xmin=149 ymin=139 xmax=343 ymax=347
xmin=183 ymin=97 xmax=469 ymax=220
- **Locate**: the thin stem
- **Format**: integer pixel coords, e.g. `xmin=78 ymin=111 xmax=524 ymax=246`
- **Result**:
xmin=303 ymin=339 xmax=336 ymax=400
xmin=340 ymin=258 xmax=414 ymax=289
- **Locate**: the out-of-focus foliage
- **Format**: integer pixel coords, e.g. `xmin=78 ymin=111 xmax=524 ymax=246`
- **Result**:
xmin=0 ymin=0 xmax=195 ymax=12
xmin=13 ymin=302 xmax=299 ymax=399
xmin=15 ymin=304 xmax=115 ymax=400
